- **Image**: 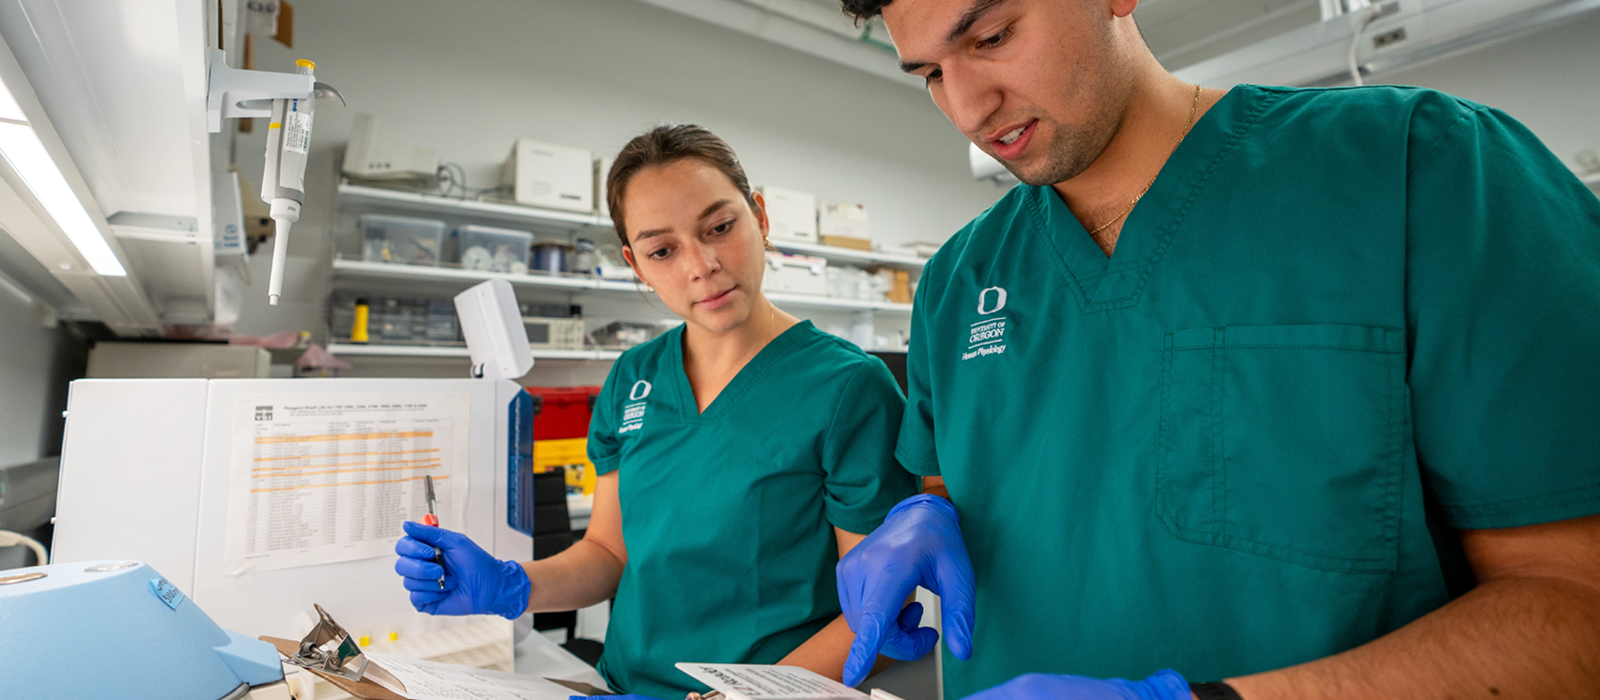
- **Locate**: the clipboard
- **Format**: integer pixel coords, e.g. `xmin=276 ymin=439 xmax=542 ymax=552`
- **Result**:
xmin=263 ymin=636 xmax=409 ymax=700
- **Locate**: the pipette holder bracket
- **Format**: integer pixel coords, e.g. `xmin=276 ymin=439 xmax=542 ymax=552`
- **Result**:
xmin=206 ymin=49 xmax=343 ymax=132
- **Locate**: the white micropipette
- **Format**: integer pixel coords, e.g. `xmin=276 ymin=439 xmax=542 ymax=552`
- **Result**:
xmin=262 ymin=59 xmax=319 ymax=306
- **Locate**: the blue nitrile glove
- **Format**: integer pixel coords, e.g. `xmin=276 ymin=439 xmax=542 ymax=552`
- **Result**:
xmin=836 ymin=494 xmax=976 ymax=687
xmin=394 ymin=521 xmax=531 ymax=619
xmin=963 ymin=670 xmax=1192 ymax=700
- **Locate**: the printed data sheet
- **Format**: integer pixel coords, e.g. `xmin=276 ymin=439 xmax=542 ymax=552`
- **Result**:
xmin=364 ymin=653 xmax=582 ymax=700
xmin=223 ymin=392 xmax=469 ymax=575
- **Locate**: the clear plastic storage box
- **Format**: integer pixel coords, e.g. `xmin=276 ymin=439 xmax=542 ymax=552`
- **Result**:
xmin=454 ymin=224 xmax=534 ymax=274
xmin=359 ymin=214 xmax=447 ymax=266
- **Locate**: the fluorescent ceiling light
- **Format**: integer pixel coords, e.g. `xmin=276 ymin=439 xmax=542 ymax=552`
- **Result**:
xmin=0 ymin=120 xmax=126 ymax=276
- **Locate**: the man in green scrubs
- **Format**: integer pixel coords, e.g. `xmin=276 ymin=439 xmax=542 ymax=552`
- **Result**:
xmin=831 ymin=1 xmax=1600 ymax=698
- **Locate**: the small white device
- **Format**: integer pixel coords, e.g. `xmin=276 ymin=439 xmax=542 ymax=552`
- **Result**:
xmin=343 ymin=112 xmax=441 ymax=183
xmin=455 ymin=279 xmax=534 ymax=380
xmin=524 ymin=316 xmax=586 ymax=352
xmin=761 ymin=252 xmax=828 ymax=296
xmin=500 ymin=139 xmax=594 ymax=213
xmin=757 ymin=186 xmax=818 ymax=243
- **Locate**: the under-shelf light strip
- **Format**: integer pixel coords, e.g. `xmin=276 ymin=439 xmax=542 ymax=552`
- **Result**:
xmin=0 ymin=77 xmax=125 ymax=277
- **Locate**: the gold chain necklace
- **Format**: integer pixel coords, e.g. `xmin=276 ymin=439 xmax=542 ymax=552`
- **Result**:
xmin=1086 ymin=84 xmax=1203 ymax=237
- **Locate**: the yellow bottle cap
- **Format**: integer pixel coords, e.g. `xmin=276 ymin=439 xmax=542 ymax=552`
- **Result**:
xmin=359 ymin=635 xmax=370 ymax=647
xmin=388 ymin=632 xmax=400 ymax=642
xmin=296 ymin=59 xmax=317 ymax=69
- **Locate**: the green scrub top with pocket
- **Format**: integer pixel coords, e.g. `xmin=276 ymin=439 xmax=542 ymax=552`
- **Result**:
xmin=897 ymin=84 xmax=1600 ymax=698
xmin=588 ymin=320 xmax=916 ymax=698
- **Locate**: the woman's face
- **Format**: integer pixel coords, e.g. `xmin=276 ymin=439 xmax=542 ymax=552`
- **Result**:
xmin=621 ymin=158 xmax=770 ymax=335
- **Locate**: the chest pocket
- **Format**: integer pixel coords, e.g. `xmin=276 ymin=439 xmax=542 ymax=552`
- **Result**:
xmin=1157 ymin=324 xmax=1405 ymax=574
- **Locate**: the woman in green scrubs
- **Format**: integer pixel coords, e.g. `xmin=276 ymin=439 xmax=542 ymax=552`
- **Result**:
xmin=395 ymin=125 xmax=916 ymax=698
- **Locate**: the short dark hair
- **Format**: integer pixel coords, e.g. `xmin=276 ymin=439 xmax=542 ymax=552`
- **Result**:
xmin=605 ymin=124 xmax=757 ymax=248
xmin=840 ymin=0 xmax=893 ymax=22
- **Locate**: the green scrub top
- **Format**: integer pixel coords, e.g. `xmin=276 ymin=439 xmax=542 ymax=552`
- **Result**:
xmin=898 ymin=85 xmax=1600 ymax=697
xmin=588 ymin=320 xmax=916 ymax=697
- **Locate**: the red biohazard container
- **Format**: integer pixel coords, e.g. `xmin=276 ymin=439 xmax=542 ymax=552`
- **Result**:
xmin=524 ymin=386 xmax=603 ymax=440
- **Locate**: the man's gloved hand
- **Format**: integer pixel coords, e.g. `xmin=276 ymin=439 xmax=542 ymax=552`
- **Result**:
xmin=394 ymin=521 xmax=531 ymax=619
xmin=964 ymin=670 xmax=1192 ymax=700
xmin=836 ymin=494 xmax=976 ymax=687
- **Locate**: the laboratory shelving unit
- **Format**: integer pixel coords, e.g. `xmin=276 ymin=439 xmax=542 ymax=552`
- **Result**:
xmin=327 ymin=184 xmax=924 ymax=362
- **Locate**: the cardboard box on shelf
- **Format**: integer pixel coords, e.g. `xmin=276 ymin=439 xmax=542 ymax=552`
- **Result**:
xmin=819 ymin=199 xmax=869 ymax=240
xmin=820 ymin=235 xmax=872 ymax=251
xmin=758 ymin=186 xmax=818 ymax=243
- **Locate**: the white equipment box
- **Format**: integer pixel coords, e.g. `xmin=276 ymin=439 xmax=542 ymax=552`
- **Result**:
xmin=819 ymin=199 xmax=870 ymax=240
xmin=501 ymin=139 xmax=595 ymax=213
xmin=761 ymin=252 xmax=828 ymax=296
xmin=595 ymin=156 xmax=616 ymax=219
xmin=759 ymin=186 xmax=818 ymax=243
xmin=87 ymin=342 xmax=270 ymax=379
xmin=51 ymin=378 xmax=536 ymax=645
xmin=344 ymin=112 xmax=441 ymax=182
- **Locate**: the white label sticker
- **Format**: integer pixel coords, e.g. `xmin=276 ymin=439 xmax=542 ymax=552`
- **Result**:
xmin=283 ymin=106 xmax=312 ymax=155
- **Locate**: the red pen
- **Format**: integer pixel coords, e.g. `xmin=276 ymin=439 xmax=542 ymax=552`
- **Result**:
xmin=423 ymin=475 xmax=443 ymax=588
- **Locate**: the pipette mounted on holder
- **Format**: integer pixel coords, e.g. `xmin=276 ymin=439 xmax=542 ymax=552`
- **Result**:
xmin=205 ymin=49 xmax=345 ymax=306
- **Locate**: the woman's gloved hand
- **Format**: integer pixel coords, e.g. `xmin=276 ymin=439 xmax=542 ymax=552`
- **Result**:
xmin=394 ymin=521 xmax=531 ymax=619
xmin=963 ymin=670 xmax=1192 ymax=700
xmin=836 ymin=494 xmax=976 ymax=687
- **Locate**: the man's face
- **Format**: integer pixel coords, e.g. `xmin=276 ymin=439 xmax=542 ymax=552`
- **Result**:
xmin=883 ymin=0 xmax=1135 ymax=186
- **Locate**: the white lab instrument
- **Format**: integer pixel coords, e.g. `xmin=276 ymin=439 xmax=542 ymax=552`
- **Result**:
xmin=757 ymin=186 xmax=818 ymax=243
xmin=500 ymin=139 xmax=595 ymax=213
xmin=456 ymin=279 xmax=535 ymax=380
xmin=344 ymin=112 xmax=442 ymax=183
xmin=761 ymin=251 xmax=828 ymax=296
xmin=524 ymin=316 xmax=586 ymax=352
xmin=0 ymin=559 xmax=285 ymax=699
xmin=51 ymin=377 xmax=536 ymax=646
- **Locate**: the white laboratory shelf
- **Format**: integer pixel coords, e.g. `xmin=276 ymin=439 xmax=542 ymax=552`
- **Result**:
xmin=330 ymin=258 xmax=911 ymax=314
xmin=771 ymin=240 xmax=928 ymax=269
xmin=337 ymin=184 xmax=935 ymax=271
xmin=766 ymin=292 xmax=912 ymax=313
xmin=326 ymin=343 xmax=468 ymax=358
xmin=337 ymin=183 xmax=612 ymax=233
xmin=332 ymin=257 xmax=599 ymax=291
xmin=327 ymin=343 xmax=623 ymax=361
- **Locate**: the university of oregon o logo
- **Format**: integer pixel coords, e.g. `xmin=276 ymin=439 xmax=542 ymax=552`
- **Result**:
xmin=629 ymin=380 xmax=653 ymax=401
xmin=977 ymin=287 xmax=1008 ymax=315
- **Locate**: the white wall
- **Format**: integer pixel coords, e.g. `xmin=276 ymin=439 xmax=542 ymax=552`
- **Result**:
xmin=0 ymin=275 xmax=60 ymax=465
xmin=1376 ymin=11 xmax=1600 ymax=173
xmin=229 ymin=0 xmax=1007 ymax=383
